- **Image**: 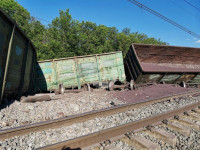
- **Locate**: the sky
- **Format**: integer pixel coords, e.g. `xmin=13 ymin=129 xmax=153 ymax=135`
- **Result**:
xmin=15 ymin=0 xmax=200 ymax=48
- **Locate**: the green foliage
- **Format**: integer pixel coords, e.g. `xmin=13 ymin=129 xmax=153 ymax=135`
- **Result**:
xmin=0 ymin=0 xmax=47 ymax=60
xmin=0 ymin=0 xmax=31 ymax=33
xmin=0 ymin=0 xmax=168 ymax=61
xmin=122 ymin=27 xmax=131 ymax=35
xmin=45 ymin=10 xmax=80 ymax=59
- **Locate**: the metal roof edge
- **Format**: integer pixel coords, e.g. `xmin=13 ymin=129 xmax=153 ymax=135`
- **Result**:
xmin=131 ymin=43 xmax=200 ymax=50
xmin=37 ymin=51 xmax=122 ymax=63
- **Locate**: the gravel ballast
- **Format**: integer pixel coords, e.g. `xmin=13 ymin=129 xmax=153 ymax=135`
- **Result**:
xmin=0 ymin=90 xmax=124 ymax=130
xmin=0 ymin=93 xmax=200 ymax=149
xmin=0 ymin=84 xmax=194 ymax=130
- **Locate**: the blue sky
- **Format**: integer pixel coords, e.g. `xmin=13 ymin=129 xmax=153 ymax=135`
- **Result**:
xmin=15 ymin=0 xmax=200 ymax=48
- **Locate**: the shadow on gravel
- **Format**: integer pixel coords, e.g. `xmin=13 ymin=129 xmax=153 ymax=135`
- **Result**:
xmin=0 ymin=99 xmax=15 ymax=110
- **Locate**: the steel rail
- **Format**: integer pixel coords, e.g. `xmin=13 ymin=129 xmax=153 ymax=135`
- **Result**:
xmin=38 ymin=101 xmax=200 ymax=150
xmin=0 ymin=90 xmax=199 ymax=140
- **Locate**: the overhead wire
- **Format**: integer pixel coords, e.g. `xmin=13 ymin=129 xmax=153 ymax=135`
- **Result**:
xmin=33 ymin=16 xmax=51 ymax=23
xmin=2 ymin=7 xmax=52 ymax=24
xmin=169 ymin=0 xmax=200 ymax=20
xmin=184 ymin=0 xmax=200 ymax=12
xmin=127 ymin=0 xmax=200 ymax=39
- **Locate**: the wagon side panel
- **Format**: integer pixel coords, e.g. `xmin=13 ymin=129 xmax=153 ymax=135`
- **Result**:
xmin=36 ymin=61 xmax=56 ymax=92
xmin=0 ymin=13 xmax=13 ymax=99
xmin=55 ymin=59 xmax=78 ymax=88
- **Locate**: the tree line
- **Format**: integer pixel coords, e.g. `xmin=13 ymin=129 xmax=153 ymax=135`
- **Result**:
xmin=0 ymin=0 xmax=167 ymax=61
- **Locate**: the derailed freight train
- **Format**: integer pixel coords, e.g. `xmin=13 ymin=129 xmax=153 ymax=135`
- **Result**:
xmin=35 ymin=44 xmax=200 ymax=93
xmin=1 ymin=8 xmax=200 ymax=103
xmin=0 ymin=9 xmax=36 ymax=104
xmin=124 ymin=43 xmax=200 ymax=87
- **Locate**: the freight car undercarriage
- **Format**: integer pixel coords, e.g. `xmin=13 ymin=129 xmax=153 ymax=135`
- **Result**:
xmin=52 ymin=79 xmax=199 ymax=96
xmin=50 ymin=79 xmax=134 ymax=95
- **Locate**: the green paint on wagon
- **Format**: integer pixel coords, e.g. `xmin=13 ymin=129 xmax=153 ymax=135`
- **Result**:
xmin=36 ymin=51 xmax=126 ymax=91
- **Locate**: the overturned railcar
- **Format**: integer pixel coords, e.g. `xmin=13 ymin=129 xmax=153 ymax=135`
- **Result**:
xmin=35 ymin=51 xmax=126 ymax=92
xmin=124 ymin=44 xmax=200 ymax=86
xmin=0 ymin=9 xmax=36 ymax=103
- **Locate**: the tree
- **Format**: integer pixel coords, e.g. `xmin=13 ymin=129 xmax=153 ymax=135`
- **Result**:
xmin=28 ymin=17 xmax=48 ymax=60
xmin=0 ymin=0 xmax=47 ymax=60
xmin=0 ymin=0 xmax=167 ymax=60
xmin=0 ymin=0 xmax=31 ymax=34
xmin=122 ymin=27 xmax=131 ymax=35
xmin=46 ymin=9 xmax=80 ymax=59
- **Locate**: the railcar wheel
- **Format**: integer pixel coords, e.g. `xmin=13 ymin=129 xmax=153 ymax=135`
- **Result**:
xmin=108 ymin=81 xmax=114 ymax=91
xmin=130 ymin=80 xmax=135 ymax=90
xmin=84 ymin=83 xmax=92 ymax=92
xmin=87 ymin=83 xmax=91 ymax=92
xmin=160 ymin=81 xmax=165 ymax=84
xmin=59 ymin=84 xmax=65 ymax=95
xmin=180 ymin=81 xmax=186 ymax=88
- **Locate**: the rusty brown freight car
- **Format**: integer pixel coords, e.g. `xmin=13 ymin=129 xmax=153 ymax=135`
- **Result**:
xmin=124 ymin=43 xmax=200 ymax=86
xmin=0 ymin=8 xmax=36 ymax=104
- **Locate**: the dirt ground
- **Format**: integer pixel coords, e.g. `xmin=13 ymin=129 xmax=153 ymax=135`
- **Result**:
xmin=111 ymin=84 xmax=195 ymax=103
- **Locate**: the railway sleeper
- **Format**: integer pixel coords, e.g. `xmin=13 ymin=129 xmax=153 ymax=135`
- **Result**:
xmin=98 ymin=143 xmax=122 ymax=150
xmin=194 ymin=108 xmax=200 ymax=114
xmin=179 ymin=114 xmax=200 ymax=124
xmin=144 ymin=128 xmax=177 ymax=147
xmin=89 ymin=138 xmax=127 ymax=150
xmin=170 ymin=119 xmax=199 ymax=130
xmin=161 ymin=123 xmax=191 ymax=137
xmin=186 ymin=113 xmax=200 ymax=121
xmin=120 ymin=136 xmax=160 ymax=150
xmin=181 ymin=113 xmax=200 ymax=121
xmin=81 ymin=143 xmax=100 ymax=150
xmin=103 ymin=145 xmax=121 ymax=150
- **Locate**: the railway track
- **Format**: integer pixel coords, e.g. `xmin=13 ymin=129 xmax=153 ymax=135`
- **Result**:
xmin=38 ymin=101 xmax=200 ymax=150
xmin=0 ymin=90 xmax=200 ymax=149
xmin=0 ymin=91 xmax=199 ymax=140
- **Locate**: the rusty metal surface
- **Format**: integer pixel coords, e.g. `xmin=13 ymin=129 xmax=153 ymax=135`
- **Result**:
xmin=0 ymin=90 xmax=199 ymax=140
xmin=124 ymin=44 xmax=200 ymax=84
xmin=0 ymin=8 xmax=36 ymax=101
xmin=133 ymin=44 xmax=200 ymax=72
xmin=38 ymin=101 xmax=200 ymax=150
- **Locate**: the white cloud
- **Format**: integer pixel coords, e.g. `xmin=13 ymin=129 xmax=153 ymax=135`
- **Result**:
xmin=195 ymin=40 xmax=200 ymax=43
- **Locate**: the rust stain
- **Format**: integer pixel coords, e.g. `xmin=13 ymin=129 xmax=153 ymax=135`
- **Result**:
xmin=180 ymin=74 xmax=195 ymax=79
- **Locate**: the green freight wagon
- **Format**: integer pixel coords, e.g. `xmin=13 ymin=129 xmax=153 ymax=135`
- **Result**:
xmin=35 ymin=51 xmax=126 ymax=92
xmin=0 ymin=9 xmax=36 ymax=104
